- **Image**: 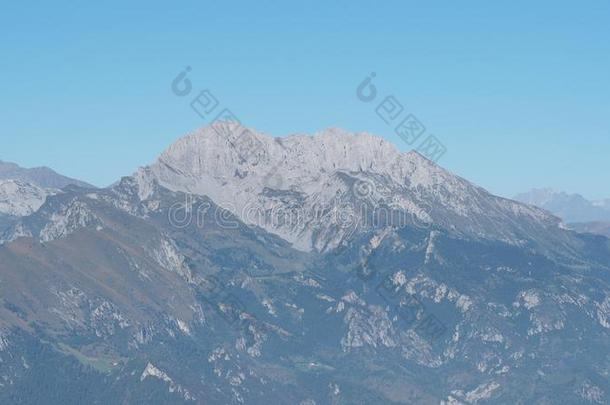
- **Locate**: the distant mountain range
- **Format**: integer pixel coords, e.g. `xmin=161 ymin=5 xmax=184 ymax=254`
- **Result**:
xmin=0 ymin=125 xmax=609 ymax=404
xmin=514 ymin=188 xmax=610 ymax=239
xmin=514 ymin=188 xmax=610 ymax=223
xmin=569 ymin=222 xmax=610 ymax=239
xmin=0 ymin=160 xmax=93 ymax=189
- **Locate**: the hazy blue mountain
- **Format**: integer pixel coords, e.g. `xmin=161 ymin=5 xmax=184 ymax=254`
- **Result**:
xmin=514 ymin=188 xmax=610 ymax=223
xmin=0 ymin=160 xmax=93 ymax=190
xmin=1 ymin=126 xmax=609 ymax=404
xmin=569 ymin=221 xmax=610 ymax=238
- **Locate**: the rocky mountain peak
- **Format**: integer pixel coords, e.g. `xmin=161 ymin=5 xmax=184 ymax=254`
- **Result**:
xmin=137 ymin=125 xmax=564 ymax=253
xmin=149 ymin=123 xmax=464 ymax=197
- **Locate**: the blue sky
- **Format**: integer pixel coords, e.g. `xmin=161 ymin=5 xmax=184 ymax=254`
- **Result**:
xmin=1 ymin=1 xmax=609 ymax=199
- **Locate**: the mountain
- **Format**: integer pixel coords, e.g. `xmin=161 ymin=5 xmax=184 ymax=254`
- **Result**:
xmin=0 ymin=160 xmax=93 ymax=190
xmin=0 ymin=180 xmax=56 ymax=217
xmin=141 ymin=124 xmax=574 ymax=258
xmin=1 ymin=125 xmax=610 ymax=404
xmin=569 ymin=221 xmax=610 ymax=239
xmin=514 ymin=188 xmax=610 ymax=224
xmin=0 ymin=161 xmax=94 ymax=234
xmin=0 ymin=178 xmax=316 ymax=404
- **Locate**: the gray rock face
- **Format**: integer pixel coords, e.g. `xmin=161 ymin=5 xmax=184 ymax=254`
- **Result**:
xmin=0 ymin=179 xmax=56 ymax=217
xmin=0 ymin=161 xmax=94 ymax=231
xmin=142 ymin=125 xmax=570 ymax=257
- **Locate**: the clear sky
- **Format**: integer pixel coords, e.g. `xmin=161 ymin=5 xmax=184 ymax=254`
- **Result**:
xmin=1 ymin=1 xmax=609 ymax=199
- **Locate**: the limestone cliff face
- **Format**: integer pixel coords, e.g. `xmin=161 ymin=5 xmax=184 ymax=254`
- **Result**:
xmin=141 ymin=124 xmax=562 ymax=254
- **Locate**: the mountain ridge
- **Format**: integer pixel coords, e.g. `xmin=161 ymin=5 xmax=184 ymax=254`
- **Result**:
xmin=1 ymin=168 xmax=609 ymax=403
xmin=0 ymin=159 xmax=94 ymax=190
xmin=1 ymin=125 xmax=610 ymax=403
xmin=136 ymin=124 xmax=573 ymax=259
xmin=514 ymin=188 xmax=610 ymax=223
